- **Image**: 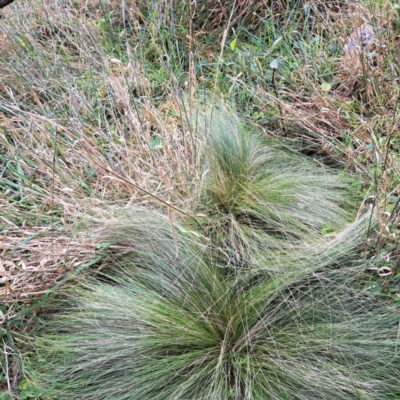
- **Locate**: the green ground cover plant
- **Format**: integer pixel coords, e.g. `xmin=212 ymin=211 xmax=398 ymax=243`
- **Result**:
xmin=24 ymin=209 xmax=400 ymax=400
xmin=198 ymin=109 xmax=357 ymax=264
xmin=0 ymin=0 xmax=399 ymax=399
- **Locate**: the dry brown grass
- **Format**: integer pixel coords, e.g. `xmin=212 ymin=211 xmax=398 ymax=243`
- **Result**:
xmin=0 ymin=97 xmax=201 ymax=317
xmin=0 ymin=2 xmax=204 ymax=333
xmin=0 ymin=226 xmax=95 ymax=321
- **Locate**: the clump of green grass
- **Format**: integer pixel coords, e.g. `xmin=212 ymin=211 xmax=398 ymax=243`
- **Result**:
xmin=196 ymin=109 xmax=357 ymax=263
xmin=1 ymin=1 xmax=399 ymax=397
xmin=23 ymin=208 xmax=399 ymax=400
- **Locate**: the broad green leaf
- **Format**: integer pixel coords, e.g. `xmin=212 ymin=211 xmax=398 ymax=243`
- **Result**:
xmin=368 ymin=283 xmax=383 ymax=296
xmin=150 ymin=138 xmax=164 ymax=150
xmin=230 ymin=37 xmax=239 ymax=51
xmin=320 ymin=82 xmax=332 ymax=91
xmin=387 ymin=195 xmax=399 ymax=205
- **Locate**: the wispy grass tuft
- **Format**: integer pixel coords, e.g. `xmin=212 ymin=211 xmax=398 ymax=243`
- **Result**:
xmin=1 ymin=0 xmax=399 ymax=396
xmin=197 ymin=109 xmax=357 ymax=263
xmin=24 ymin=208 xmax=400 ymax=400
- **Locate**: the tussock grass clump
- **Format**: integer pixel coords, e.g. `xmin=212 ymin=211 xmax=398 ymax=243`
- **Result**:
xmin=1 ymin=0 xmax=399 ymax=396
xmin=198 ymin=110 xmax=356 ymax=260
xmin=26 ymin=208 xmax=400 ymax=400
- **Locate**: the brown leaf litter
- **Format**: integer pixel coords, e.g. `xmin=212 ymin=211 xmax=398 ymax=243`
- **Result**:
xmin=0 ymin=226 xmax=97 ymax=323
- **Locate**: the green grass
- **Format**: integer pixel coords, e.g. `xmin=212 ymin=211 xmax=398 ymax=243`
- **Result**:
xmin=197 ymin=108 xmax=357 ymax=264
xmin=22 ymin=209 xmax=399 ymax=400
xmin=0 ymin=0 xmax=399 ymax=398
